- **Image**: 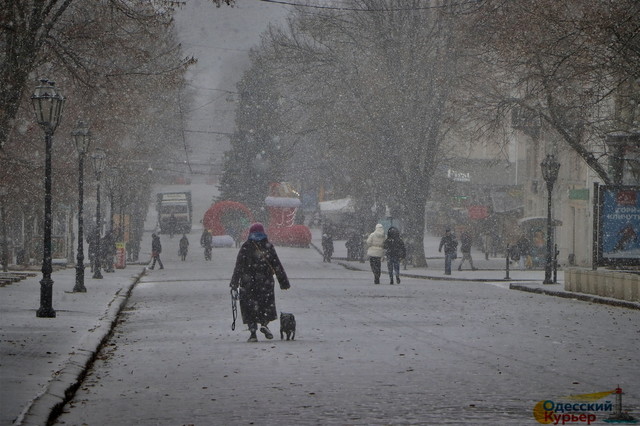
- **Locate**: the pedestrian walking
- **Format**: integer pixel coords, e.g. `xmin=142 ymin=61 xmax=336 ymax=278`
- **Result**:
xmin=87 ymin=231 xmax=98 ymax=273
xmin=229 ymin=223 xmax=290 ymax=342
xmin=482 ymin=233 xmax=490 ymax=260
xmin=438 ymin=228 xmax=458 ymax=275
xmin=345 ymin=230 xmax=360 ymax=261
xmin=200 ymin=229 xmax=213 ymax=261
xmin=150 ymin=233 xmax=164 ymax=270
xmin=101 ymin=230 xmax=116 ymax=273
xmin=168 ymin=213 xmax=177 ymax=238
xmin=322 ymin=233 xmax=334 ymax=262
xmin=366 ymin=224 xmax=385 ymax=284
xmin=457 ymin=230 xmax=477 ymax=271
xmin=179 ymin=234 xmax=189 ymax=261
xmin=516 ymin=234 xmax=531 ymax=270
xmin=383 ymin=226 xmax=406 ymax=284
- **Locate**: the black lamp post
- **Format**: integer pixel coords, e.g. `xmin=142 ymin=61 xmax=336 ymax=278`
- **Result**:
xmin=105 ymin=169 xmax=116 ymax=232
xmin=91 ymin=149 xmax=106 ymax=279
xmin=541 ymin=154 xmax=560 ymax=284
xmin=31 ymin=79 xmax=65 ymax=318
xmin=72 ymin=121 xmax=91 ymax=292
xmin=0 ymin=186 xmax=8 ymax=273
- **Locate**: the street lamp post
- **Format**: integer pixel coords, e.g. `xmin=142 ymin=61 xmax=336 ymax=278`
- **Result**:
xmin=0 ymin=186 xmax=8 ymax=273
xmin=31 ymin=79 xmax=65 ymax=318
xmin=541 ymin=154 xmax=560 ymax=285
xmin=72 ymin=121 xmax=91 ymax=292
xmin=105 ymin=169 xmax=116 ymax=232
xmin=91 ymin=149 xmax=106 ymax=279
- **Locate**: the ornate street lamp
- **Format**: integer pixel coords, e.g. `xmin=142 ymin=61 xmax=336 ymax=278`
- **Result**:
xmin=72 ymin=121 xmax=91 ymax=292
xmin=91 ymin=149 xmax=106 ymax=279
xmin=541 ymin=154 xmax=560 ymax=284
xmin=31 ymin=79 xmax=65 ymax=318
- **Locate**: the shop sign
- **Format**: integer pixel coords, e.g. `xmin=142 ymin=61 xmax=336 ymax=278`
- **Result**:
xmin=569 ymin=188 xmax=589 ymax=200
xmin=447 ymin=168 xmax=470 ymax=182
xmin=468 ymin=205 xmax=489 ymax=219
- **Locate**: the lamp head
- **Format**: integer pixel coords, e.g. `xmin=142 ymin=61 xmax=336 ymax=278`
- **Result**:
xmin=540 ymin=154 xmax=560 ymax=185
xmin=31 ymin=79 xmax=65 ymax=134
xmin=91 ymin=149 xmax=107 ymax=176
xmin=72 ymin=121 xmax=91 ymax=155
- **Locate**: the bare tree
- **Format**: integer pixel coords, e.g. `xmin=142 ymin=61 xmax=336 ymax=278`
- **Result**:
xmin=223 ymin=0 xmax=473 ymax=265
xmin=464 ymin=0 xmax=640 ymax=185
xmin=0 ymin=1 xmax=192 ymax=262
xmin=0 ymin=0 xmax=231 ymax=150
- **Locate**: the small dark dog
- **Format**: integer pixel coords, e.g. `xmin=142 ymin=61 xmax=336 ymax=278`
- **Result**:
xmin=280 ymin=312 xmax=296 ymax=341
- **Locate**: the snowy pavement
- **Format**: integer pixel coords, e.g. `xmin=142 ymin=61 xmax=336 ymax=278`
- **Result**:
xmin=3 ymin=227 xmax=639 ymax=425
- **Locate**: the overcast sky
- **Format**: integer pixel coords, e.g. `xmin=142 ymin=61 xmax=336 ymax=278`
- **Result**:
xmin=173 ymin=0 xmax=289 ymax=172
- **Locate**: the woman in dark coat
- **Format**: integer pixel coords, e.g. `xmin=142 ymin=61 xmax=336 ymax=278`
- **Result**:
xmin=230 ymin=223 xmax=290 ymax=342
xmin=383 ymin=226 xmax=406 ymax=284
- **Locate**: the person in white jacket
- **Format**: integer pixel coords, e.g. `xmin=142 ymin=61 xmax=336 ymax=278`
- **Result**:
xmin=366 ymin=224 xmax=386 ymax=284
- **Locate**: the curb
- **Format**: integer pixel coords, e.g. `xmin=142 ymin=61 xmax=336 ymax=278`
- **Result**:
xmin=312 ymin=242 xmax=539 ymax=283
xmin=509 ymin=283 xmax=640 ymax=310
xmin=15 ymin=268 xmax=147 ymax=426
xmin=320 ymin=242 xmax=639 ymax=309
xmin=333 ymin=260 xmax=538 ymax=283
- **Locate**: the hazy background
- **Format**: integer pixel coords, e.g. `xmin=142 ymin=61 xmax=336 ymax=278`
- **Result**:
xmin=173 ymin=0 xmax=289 ymax=175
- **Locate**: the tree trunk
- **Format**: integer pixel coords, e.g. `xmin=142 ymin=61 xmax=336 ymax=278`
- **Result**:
xmin=402 ymin=180 xmax=430 ymax=268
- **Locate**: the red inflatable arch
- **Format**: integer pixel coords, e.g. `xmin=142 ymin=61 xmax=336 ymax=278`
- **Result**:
xmin=202 ymin=201 xmax=254 ymax=237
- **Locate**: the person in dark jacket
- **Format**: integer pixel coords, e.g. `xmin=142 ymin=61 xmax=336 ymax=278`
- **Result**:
xmin=200 ymin=229 xmax=213 ymax=261
xmin=457 ymin=230 xmax=477 ymax=271
xmin=516 ymin=234 xmax=531 ymax=270
xmin=383 ymin=226 xmax=406 ymax=284
xmin=438 ymin=228 xmax=457 ymax=275
xmin=87 ymin=230 xmax=98 ymax=272
xmin=230 ymin=223 xmax=290 ymax=342
xmin=150 ymin=233 xmax=164 ymax=270
xmin=322 ymin=233 xmax=334 ymax=262
xmin=101 ymin=230 xmax=116 ymax=272
xmin=345 ymin=230 xmax=360 ymax=261
xmin=168 ymin=213 xmax=178 ymax=238
xmin=179 ymin=234 xmax=189 ymax=261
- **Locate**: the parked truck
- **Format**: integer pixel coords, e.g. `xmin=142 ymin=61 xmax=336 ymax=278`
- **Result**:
xmin=156 ymin=191 xmax=192 ymax=234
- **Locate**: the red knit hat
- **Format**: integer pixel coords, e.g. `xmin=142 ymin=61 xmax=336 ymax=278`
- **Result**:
xmin=249 ymin=223 xmax=265 ymax=234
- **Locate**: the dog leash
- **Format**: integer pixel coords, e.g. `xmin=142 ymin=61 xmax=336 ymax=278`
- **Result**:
xmin=230 ymin=288 xmax=238 ymax=330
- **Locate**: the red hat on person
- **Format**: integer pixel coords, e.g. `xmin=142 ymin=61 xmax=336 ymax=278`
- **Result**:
xmin=249 ymin=223 xmax=265 ymax=234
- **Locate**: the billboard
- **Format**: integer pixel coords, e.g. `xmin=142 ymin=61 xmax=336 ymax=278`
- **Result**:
xmin=597 ymin=185 xmax=640 ymax=266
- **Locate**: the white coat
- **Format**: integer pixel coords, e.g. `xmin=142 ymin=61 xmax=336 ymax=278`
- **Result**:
xmin=366 ymin=224 xmax=386 ymax=258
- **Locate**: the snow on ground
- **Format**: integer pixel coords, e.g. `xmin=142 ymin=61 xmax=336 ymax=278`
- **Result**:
xmin=46 ymin=177 xmax=640 ymax=426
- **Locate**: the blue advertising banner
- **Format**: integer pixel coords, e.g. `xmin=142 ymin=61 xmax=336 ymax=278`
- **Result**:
xmin=598 ymin=186 xmax=640 ymax=266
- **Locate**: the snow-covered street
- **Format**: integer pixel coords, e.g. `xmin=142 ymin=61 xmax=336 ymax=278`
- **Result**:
xmin=2 ymin=178 xmax=638 ymax=425
xmin=50 ymin=228 xmax=640 ymax=425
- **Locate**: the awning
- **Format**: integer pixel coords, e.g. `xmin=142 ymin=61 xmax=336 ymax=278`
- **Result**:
xmin=517 ymin=216 xmax=562 ymax=226
xmin=319 ymin=197 xmax=355 ymax=213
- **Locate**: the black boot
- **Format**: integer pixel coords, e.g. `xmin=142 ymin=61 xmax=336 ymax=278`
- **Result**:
xmin=248 ymin=324 xmax=258 ymax=342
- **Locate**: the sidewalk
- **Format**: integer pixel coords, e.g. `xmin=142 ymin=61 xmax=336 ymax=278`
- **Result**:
xmin=0 ymin=264 xmax=145 ymax=425
xmin=316 ymin=227 xmax=555 ymax=282
xmin=312 ymin=228 xmax=640 ymax=310
xmin=2 ymin=231 xmax=638 ymax=425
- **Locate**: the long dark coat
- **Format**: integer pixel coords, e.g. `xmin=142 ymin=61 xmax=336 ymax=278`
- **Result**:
xmin=383 ymin=227 xmax=406 ymax=261
xmin=230 ymin=238 xmax=290 ymax=326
